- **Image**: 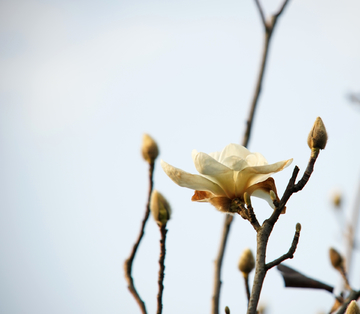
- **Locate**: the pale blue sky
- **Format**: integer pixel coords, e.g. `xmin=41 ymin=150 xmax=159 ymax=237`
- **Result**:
xmin=1 ymin=0 xmax=360 ymax=313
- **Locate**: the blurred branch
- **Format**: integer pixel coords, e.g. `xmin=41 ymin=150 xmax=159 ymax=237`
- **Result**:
xmin=124 ymin=162 xmax=155 ymax=314
xmin=345 ymin=175 xmax=360 ymax=277
xmin=335 ymin=290 xmax=360 ymax=314
xmin=265 ymin=224 xmax=301 ymax=270
xmin=156 ymin=225 xmax=168 ymax=314
xmin=244 ymin=275 xmax=251 ymax=305
xmin=211 ymin=1 xmax=291 ymax=313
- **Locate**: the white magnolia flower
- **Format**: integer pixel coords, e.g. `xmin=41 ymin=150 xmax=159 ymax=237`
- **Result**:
xmin=161 ymin=143 xmax=292 ymax=213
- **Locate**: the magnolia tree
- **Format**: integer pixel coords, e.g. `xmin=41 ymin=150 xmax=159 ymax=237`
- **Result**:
xmin=124 ymin=0 xmax=360 ymax=313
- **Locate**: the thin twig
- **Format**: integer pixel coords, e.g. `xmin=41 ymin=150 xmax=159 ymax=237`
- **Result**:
xmin=345 ymin=175 xmax=360 ymax=276
xmin=254 ymin=0 xmax=266 ymax=29
xmin=265 ymin=224 xmax=301 ymax=270
xmin=212 ymin=214 xmax=233 ymax=314
xmin=124 ymin=162 xmax=155 ymax=314
xmin=157 ymin=225 xmax=167 ymax=314
xmin=211 ymin=1 xmax=291 ymax=312
xmin=244 ymin=275 xmax=251 ymax=305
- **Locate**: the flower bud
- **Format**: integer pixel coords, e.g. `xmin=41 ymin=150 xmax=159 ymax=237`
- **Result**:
xmin=224 ymin=306 xmax=230 ymax=314
xmin=150 ymin=190 xmax=171 ymax=226
xmin=329 ymin=247 xmax=343 ymax=269
xmin=296 ymin=223 xmax=301 ymax=232
xmin=270 ymin=190 xmax=277 ymax=202
xmin=141 ymin=134 xmax=159 ymax=164
xmin=332 ymin=191 xmax=342 ymax=208
xmin=307 ymin=117 xmax=328 ymax=150
xmin=345 ymin=301 xmax=360 ymax=314
xmin=238 ymin=248 xmax=255 ymax=278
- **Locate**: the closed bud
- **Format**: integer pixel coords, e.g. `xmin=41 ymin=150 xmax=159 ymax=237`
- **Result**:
xmin=329 ymin=247 xmax=343 ymax=269
xmin=238 ymin=248 xmax=255 ymax=278
xmin=225 ymin=306 xmax=230 ymax=314
xmin=270 ymin=190 xmax=277 ymax=202
xmin=332 ymin=191 xmax=342 ymax=208
xmin=150 ymin=190 xmax=171 ymax=226
xmin=345 ymin=301 xmax=360 ymax=314
xmin=141 ymin=134 xmax=159 ymax=164
xmin=296 ymin=223 xmax=301 ymax=232
xmin=307 ymin=117 xmax=328 ymax=150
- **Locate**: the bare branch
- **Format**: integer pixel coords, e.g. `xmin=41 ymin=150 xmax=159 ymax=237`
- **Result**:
xmin=244 ymin=275 xmax=251 ymax=305
xmin=124 ymin=162 xmax=154 ymax=314
xmin=211 ymin=1 xmax=293 ymax=312
xmin=156 ymin=225 xmax=168 ymax=314
xmin=274 ymin=0 xmax=291 ymax=18
xmin=253 ymin=0 xmax=267 ymax=29
xmin=211 ymin=214 xmax=233 ymax=314
xmin=266 ymin=224 xmax=301 ymax=270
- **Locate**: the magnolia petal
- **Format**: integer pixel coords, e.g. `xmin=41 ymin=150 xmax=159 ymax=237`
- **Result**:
xmin=218 ymin=143 xmax=250 ymax=163
xmin=161 ymin=160 xmax=226 ymax=196
xmin=239 ymin=159 xmax=293 ymax=190
xmin=246 ymin=178 xmax=286 ymax=213
xmin=191 ymin=190 xmax=213 ymax=202
xmin=221 ymin=155 xmax=249 ymax=171
xmin=208 ymin=150 xmax=221 ymax=161
xmin=191 ymin=191 xmax=232 ymax=212
xmin=192 ymin=152 xmax=236 ymax=198
xmin=245 ymin=152 xmax=268 ymax=167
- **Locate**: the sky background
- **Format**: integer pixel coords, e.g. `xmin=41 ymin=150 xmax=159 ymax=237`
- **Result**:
xmin=1 ymin=0 xmax=360 ymax=313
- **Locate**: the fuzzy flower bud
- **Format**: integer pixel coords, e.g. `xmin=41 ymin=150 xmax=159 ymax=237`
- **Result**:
xmin=225 ymin=306 xmax=230 ymax=314
xmin=296 ymin=223 xmax=301 ymax=232
xmin=329 ymin=247 xmax=343 ymax=270
xmin=307 ymin=117 xmax=328 ymax=150
xmin=345 ymin=301 xmax=360 ymax=314
xmin=332 ymin=191 xmax=342 ymax=208
xmin=238 ymin=248 xmax=255 ymax=278
xmin=141 ymin=134 xmax=159 ymax=164
xmin=150 ymin=190 xmax=171 ymax=226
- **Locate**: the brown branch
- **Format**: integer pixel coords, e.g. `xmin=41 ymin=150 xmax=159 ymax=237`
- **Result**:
xmin=254 ymin=0 xmax=266 ymax=29
xmin=124 ymin=162 xmax=155 ymax=314
xmin=247 ymin=149 xmax=319 ymax=314
xmin=211 ymin=214 xmax=233 ymax=314
xmin=269 ymin=149 xmax=319 ymax=226
xmin=244 ymin=275 xmax=251 ymax=305
xmin=211 ymin=1 xmax=292 ymax=313
xmin=156 ymin=225 xmax=167 ymax=314
xmin=265 ymin=224 xmax=301 ymax=270
xmin=345 ymin=175 xmax=360 ymax=275
xmin=335 ymin=290 xmax=360 ymax=314
xmin=211 ymin=0 xmax=288 ymax=314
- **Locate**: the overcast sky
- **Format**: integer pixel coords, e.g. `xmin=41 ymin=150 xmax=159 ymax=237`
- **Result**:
xmin=1 ymin=0 xmax=360 ymax=313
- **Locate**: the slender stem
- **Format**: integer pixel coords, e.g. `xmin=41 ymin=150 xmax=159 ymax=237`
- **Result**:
xmin=244 ymin=275 xmax=251 ymax=305
xmin=345 ymin=174 xmax=360 ymax=276
xmin=212 ymin=214 xmax=233 ymax=314
xmin=265 ymin=224 xmax=301 ymax=270
xmin=157 ymin=225 xmax=167 ymax=314
xmin=211 ymin=1 xmax=291 ymax=312
xmin=124 ymin=162 xmax=155 ymax=314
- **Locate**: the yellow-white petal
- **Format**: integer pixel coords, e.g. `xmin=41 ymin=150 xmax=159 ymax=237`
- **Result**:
xmin=218 ymin=143 xmax=250 ymax=163
xmin=161 ymin=160 xmax=226 ymax=196
xmin=233 ymin=159 xmax=292 ymax=196
xmin=192 ymin=152 xmax=236 ymax=198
